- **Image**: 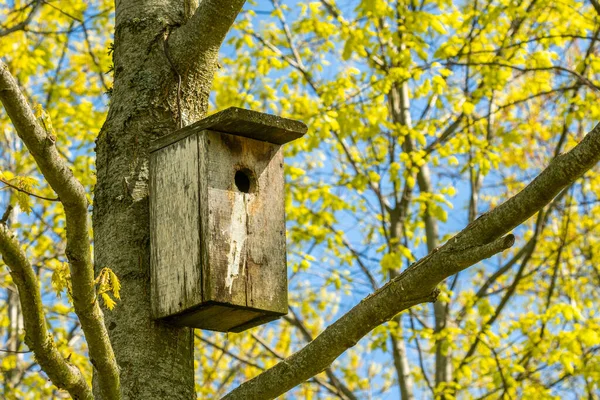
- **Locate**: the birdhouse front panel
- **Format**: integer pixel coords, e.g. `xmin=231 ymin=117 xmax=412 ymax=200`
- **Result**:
xmin=149 ymin=107 xmax=306 ymax=333
xmin=201 ymin=130 xmax=287 ymax=318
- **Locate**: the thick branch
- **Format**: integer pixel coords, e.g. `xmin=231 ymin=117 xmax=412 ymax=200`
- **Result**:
xmin=223 ymin=121 xmax=600 ymax=399
xmin=451 ymin=125 xmax=600 ymax=251
xmin=0 ymin=61 xmax=120 ymax=399
xmin=223 ymin=234 xmax=513 ymax=400
xmin=168 ymin=0 xmax=246 ymax=70
xmin=0 ymin=222 xmax=92 ymax=399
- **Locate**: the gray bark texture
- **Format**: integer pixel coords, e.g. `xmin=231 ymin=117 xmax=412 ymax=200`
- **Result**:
xmin=93 ymin=1 xmax=245 ymax=398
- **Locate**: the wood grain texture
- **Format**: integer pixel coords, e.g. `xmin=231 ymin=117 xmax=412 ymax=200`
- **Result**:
xmin=202 ymin=130 xmax=287 ymax=315
xmin=150 ymin=134 xmax=201 ymax=319
xmin=245 ymin=149 xmax=287 ymax=314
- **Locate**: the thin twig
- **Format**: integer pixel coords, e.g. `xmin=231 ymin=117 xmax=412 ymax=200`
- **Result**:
xmin=0 ymin=178 xmax=59 ymax=202
xmin=0 ymin=348 xmax=32 ymax=354
xmin=1 ymin=205 xmax=13 ymax=223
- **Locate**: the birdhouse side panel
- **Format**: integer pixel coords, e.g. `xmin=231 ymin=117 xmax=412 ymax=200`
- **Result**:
xmin=200 ymin=130 xmax=287 ymax=315
xmin=150 ymin=134 xmax=202 ymax=319
xmin=245 ymin=149 xmax=287 ymax=314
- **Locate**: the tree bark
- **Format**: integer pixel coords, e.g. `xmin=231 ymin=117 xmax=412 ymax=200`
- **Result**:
xmin=93 ymin=1 xmax=244 ymax=398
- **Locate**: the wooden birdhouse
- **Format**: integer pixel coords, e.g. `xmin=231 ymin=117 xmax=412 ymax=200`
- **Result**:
xmin=149 ymin=107 xmax=307 ymax=332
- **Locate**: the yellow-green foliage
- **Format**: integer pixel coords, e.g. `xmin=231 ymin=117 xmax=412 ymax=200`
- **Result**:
xmin=206 ymin=0 xmax=600 ymax=398
xmin=95 ymin=268 xmax=121 ymax=311
xmin=1 ymin=0 xmax=600 ymax=399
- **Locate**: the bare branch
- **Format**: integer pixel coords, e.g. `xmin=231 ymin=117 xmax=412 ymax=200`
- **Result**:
xmin=81 ymin=21 xmax=111 ymax=92
xmin=0 ymin=348 xmax=32 ymax=354
xmin=0 ymin=177 xmax=59 ymax=201
xmin=0 ymin=60 xmax=120 ymax=399
xmin=447 ymin=61 xmax=600 ymax=93
xmin=197 ymin=335 xmax=263 ymax=371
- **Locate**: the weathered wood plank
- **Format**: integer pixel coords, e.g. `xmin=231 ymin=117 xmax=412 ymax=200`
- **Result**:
xmin=150 ymin=134 xmax=201 ymax=319
xmin=149 ymin=107 xmax=308 ymax=153
xmin=245 ymin=149 xmax=288 ymax=314
xmin=204 ymin=188 xmax=248 ymax=306
xmin=202 ymin=130 xmax=287 ymax=315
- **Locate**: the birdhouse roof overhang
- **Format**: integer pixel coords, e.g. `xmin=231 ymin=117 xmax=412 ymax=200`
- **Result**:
xmin=149 ymin=107 xmax=308 ymax=153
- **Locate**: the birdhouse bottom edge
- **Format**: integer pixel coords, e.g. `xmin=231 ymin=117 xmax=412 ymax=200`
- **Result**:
xmin=158 ymin=301 xmax=287 ymax=333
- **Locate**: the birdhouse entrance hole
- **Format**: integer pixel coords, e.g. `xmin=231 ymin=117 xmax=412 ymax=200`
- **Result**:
xmin=234 ymin=169 xmax=252 ymax=193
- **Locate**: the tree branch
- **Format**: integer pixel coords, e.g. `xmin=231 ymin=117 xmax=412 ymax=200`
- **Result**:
xmin=447 ymin=61 xmax=600 ymax=92
xmin=0 ymin=61 xmax=120 ymax=399
xmin=168 ymin=0 xmax=246 ymax=70
xmin=284 ymin=308 xmax=359 ymax=400
xmin=0 ymin=177 xmax=59 ymax=201
xmin=0 ymin=222 xmax=92 ymax=399
xmin=249 ymin=332 xmax=353 ymax=399
xmin=223 ymin=120 xmax=600 ymax=399
xmin=590 ymin=0 xmax=600 ymax=17
xmin=0 ymin=0 xmax=42 ymax=38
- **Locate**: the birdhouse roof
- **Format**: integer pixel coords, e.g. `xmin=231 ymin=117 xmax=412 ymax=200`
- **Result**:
xmin=150 ymin=107 xmax=308 ymax=153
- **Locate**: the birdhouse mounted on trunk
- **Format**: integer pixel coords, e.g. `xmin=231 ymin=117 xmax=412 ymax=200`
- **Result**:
xmin=149 ymin=107 xmax=307 ymax=332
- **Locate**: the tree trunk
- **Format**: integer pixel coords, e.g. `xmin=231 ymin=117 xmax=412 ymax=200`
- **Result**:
xmin=92 ymin=1 xmax=220 ymax=398
xmin=417 ymin=167 xmax=452 ymax=390
xmin=390 ymin=329 xmax=414 ymax=400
